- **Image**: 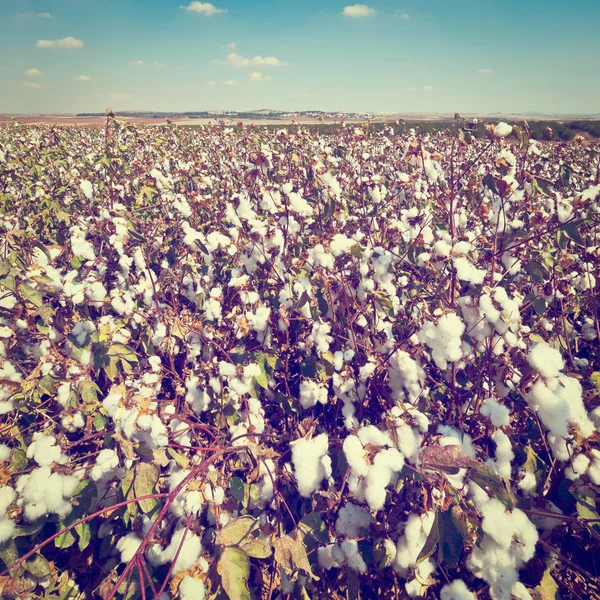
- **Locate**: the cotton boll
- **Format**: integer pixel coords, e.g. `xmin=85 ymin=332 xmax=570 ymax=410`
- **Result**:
xmin=26 ymin=433 xmax=65 ymax=467
xmin=116 ymin=533 xmax=143 ymax=563
xmin=80 ymin=180 xmax=93 ymax=200
xmin=335 ymin=502 xmax=373 ymax=538
xmin=564 ymin=454 xmax=590 ymax=480
xmin=0 ymin=518 xmax=15 ymax=543
xmin=343 ymin=435 xmax=370 ymax=477
xmin=0 ymin=486 xmax=16 ymax=516
xmin=148 ymin=528 xmax=203 ymax=575
xmin=299 ymin=380 xmax=328 ymax=409
xmin=0 ymin=445 xmax=10 ymax=462
xmin=90 ymin=449 xmax=119 ymax=481
xmin=494 ymin=122 xmax=513 ymax=138
xmin=527 ymin=343 xmax=564 ymax=379
xmin=440 ymin=579 xmax=476 ymax=600
xmin=340 ymin=539 xmax=367 ymax=573
xmin=511 ymin=582 xmax=533 ymax=600
xmin=318 ymin=544 xmax=346 ymax=570
xmin=418 ymin=313 xmax=465 ymax=370
xmin=492 ymin=430 xmax=513 ymax=478
xmin=291 ymin=434 xmax=331 ymax=497
xmin=480 ymin=397 xmax=510 ymax=426
xmin=587 ymin=450 xmax=600 ymax=485
xmin=179 ymin=576 xmax=206 ymax=600
xmin=454 ymin=257 xmax=486 ymax=285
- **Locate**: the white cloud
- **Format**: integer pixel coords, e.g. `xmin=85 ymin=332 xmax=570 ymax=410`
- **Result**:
xmin=36 ymin=37 xmax=83 ymax=49
xmin=407 ymin=86 xmax=416 ymax=92
xmin=423 ymin=85 xmax=434 ymax=92
xmin=396 ymin=11 xmax=410 ymax=20
xmin=226 ymin=52 xmax=287 ymax=68
xmin=250 ymin=72 xmax=272 ymax=81
xmin=75 ymin=75 xmax=91 ymax=81
xmin=343 ymin=5 xmax=375 ymax=18
xmin=180 ymin=2 xmax=226 ymax=15
xmin=152 ymin=62 xmax=166 ymax=68
xmin=23 ymin=82 xmax=43 ymax=89
xmin=222 ymin=80 xmax=236 ymax=86
xmin=207 ymin=80 xmax=217 ymax=87
xmin=130 ymin=60 xmax=147 ymax=67
xmin=226 ymin=41 xmax=236 ymax=49
xmin=21 ymin=12 xmax=55 ymax=19
xmin=25 ymin=68 xmax=41 ymax=76
xmin=477 ymin=68 xmax=492 ymax=74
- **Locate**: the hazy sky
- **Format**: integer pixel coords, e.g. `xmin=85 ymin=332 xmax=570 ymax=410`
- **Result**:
xmin=1 ymin=0 xmax=599 ymax=114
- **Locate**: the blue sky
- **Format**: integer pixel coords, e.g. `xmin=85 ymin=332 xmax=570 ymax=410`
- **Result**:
xmin=1 ymin=0 xmax=599 ymax=114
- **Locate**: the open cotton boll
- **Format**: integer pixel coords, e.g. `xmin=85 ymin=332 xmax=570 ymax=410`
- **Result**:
xmin=0 ymin=518 xmax=15 ymax=544
xmin=418 ymin=313 xmax=465 ymax=370
xmin=0 ymin=486 xmax=16 ymax=516
xmin=440 ymin=579 xmax=476 ymax=600
xmin=318 ymin=544 xmax=346 ymax=570
xmin=453 ymin=257 xmax=486 ymax=285
xmin=340 ymin=539 xmax=367 ymax=573
xmin=564 ymin=453 xmax=590 ymax=480
xmin=480 ymin=397 xmax=510 ymax=427
xmin=527 ymin=342 xmax=564 ymax=379
xmin=511 ymin=582 xmax=533 ymax=600
xmin=299 ymin=380 xmax=328 ymax=409
xmin=26 ymin=433 xmax=66 ymax=467
xmin=116 ymin=532 xmax=143 ymax=563
xmin=394 ymin=511 xmax=437 ymax=575
xmin=90 ymin=449 xmax=119 ymax=481
xmin=0 ymin=444 xmax=10 ymax=462
xmin=291 ymin=434 xmax=331 ymax=497
xmin=493 ymin=122 xmax=513 ymax=138
xmin=179 ymin=576 xmax=206 ymax=600
xmin=80 ymin=180 xmax=93 ymax=200
xmin=335 ymin=502 xmax=373 ymax=538
xmin=492 ymin=430 xmax=513 ymax=478
xmin=587 ymin=450 xmax=600 ymax=485
xmin=147 ymin=527 xmax=203 ymax=575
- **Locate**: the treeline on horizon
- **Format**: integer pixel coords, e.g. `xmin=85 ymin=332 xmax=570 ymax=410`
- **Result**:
xmin=74 ymin=111 xmax=600 ymax=140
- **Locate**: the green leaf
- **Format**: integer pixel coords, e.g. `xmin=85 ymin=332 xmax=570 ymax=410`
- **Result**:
xmin=217 ymin=547 xmax=251 ymax=600
xmin=525 ymin=261 xmax=549 ymax=283
xmin=0 ymin=539 xmax=21 ymax=576
xmin=274 ymin=532 xmax=315 ymax=578
xmin=55 ymin=528 xmax=77 ymax=549
xmin=24 ymin=554 xmax=51 ymax=578
xmin=240 ymin=537 xmax=272 ymax=559
xmin=300 ymin=355 xmax=318 ymax=378
xmin=133 ymin=462 xmax=160 ymax=514
xmin=416 ymin=511 xmax=440 ymax=564
xmin=217 ymin=515 xmax=259 ymax=547
xmin=469 ymin=463 xmax=517 ymax=509
xmin=230 ymin=477 xmax=249 ymax=507
xmin=93 ymin=412 xmax=107 ymax=432
xmin=75 ymin=521 xmax=93 ymax=551
xmin=298 ymin=512 xmax=329 ymax=551
xmin=590 ymin=372 xmax=600 ymax=393
xmin=438 ymin=507 xmax=463 ymax=568
xmin=560 ymin=220 xmax=584 ymax=246
xmin=79 ymin=379 xmax=101 ymax=404
xmin=18 ymin=283 xmax=43 ymax=308
xmin=533 ymin=567 xmax=558 ymax=600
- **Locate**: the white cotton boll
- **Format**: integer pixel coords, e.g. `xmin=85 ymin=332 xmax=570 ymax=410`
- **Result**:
xmin=86 ymin=281 xmax=107 ymax=302
xmin=185 ymin=377 xmax=211 ymax=414
xmin=519 ymin=471 xmax=537 ymax=493
xmin=0 ymin=486 xmax=16 ymax=516
xmin=299 ymin=380 xmax=328 ymax=409
xmin=245 ymin=306 xmax=271 ymax=334
xmin=418 ymin=313 xmax=465 ymax=370
xmin=179 ymin=576 xmax=206 ymax=600
xmin=150 ymin=528 xmax=203 ymax=575
xmin=511 ymin=582 xmax=533 ymax=600
xmin=587 ymin=450 xmax=600 ymax=485
xmin=0 ymin=293 xmax=18 ymax=310
xmin=80 ymin=180 xmax=93 ymax=200
xmin=433 ymin=239 xmax=452 ymax=258
xmin=318 ymin=544 xmax=346 ymax=570
xmin=330 ymin=234 xmax=355 ymax=257
xmin=310 ymin=322 xmax=332 ymax=354
xmin=343 ymin=435 xmax=370 ymax=477
xmin=26 ymin=433 xmax=64 ymax=467
xmin=440 ymin=579 xmax=476 ymax=600
xmin=480 ymin=397 xmax=510 ymax=427
xmin=335 ymin=502 xmax=373 ymax=538
xmin=57 ymin=382 xmax=72 ymax=407
xmin=341 ymin=539 xmax=367 ymax=573
xmin=0 ymin=445 xmax=10 ymax=462
xmin=394 ymin=512 xmax=437 ymax=576
xmin=494 ymin=122 xmax=513 ymax=138
xmin=492 ymin=430 xmax=513 ymax=478
xmin=359 ymin=360 xmax=377 ymax=382
xmin=90 ymin=449 xmax=119 ymax=481
xmin=291 ymin=434 xmax=331 ymax=497
xmin=527 ymin=343 xmax=564 ymax=379
xmin=565 ymin=454 xmax=590 ymax=480
xmin=0 ymin=518 xmax=15 ymax=543
xmin=453 ymin=257 xmax=486 ymax=285
xmin=116 ymin=533 xmax=143 ymax=563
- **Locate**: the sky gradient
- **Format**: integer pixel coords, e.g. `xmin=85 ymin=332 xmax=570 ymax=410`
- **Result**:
xmin=1 ymin=0 xmax=599 ymax=115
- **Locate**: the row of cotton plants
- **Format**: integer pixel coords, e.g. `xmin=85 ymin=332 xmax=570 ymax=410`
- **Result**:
xmin=0 ymin=115 xmax=599 ymax=600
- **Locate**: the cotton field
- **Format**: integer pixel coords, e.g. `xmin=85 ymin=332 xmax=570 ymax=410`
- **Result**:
xmin=0 ymin=116 xmax=599 ymax=599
